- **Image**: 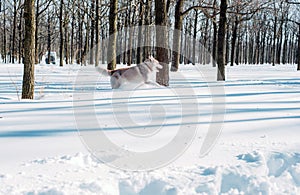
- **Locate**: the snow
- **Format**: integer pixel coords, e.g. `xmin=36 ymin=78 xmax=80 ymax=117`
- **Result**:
xmin=0 ymin=63 xmax=300 ymax=194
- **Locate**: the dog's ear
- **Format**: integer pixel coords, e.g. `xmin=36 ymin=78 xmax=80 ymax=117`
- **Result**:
xmin=149 ymin=55 xmax=154 ymax=61
xmin=150 ymin=56 xmax=160 ymax=64
xmin=144 ymin=55 xmax=152 ymax=63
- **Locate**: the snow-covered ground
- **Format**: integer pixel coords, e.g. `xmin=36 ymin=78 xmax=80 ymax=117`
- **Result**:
xmin=0 ymin=63 xmax=300 ymax=194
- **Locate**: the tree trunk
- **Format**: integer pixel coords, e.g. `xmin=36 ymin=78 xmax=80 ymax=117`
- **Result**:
xmin=12 ymin=1 xmax=17 ymax=64
xmin=90 ymin=0 xmax=95 ymax=65
xmin=35 ymin=0 xmax=39 ymax=64
xmin=78 ymin=7 xmax=84 ymax=64
xmin=71 ymin=14 xmax=75 ymax=64
xmin=59 ymin=0 xmax=64 ymax=67
xmin=261 ymin=18 xmax=267 ymax=64
xmin=255 ymin=29 xmax=260 ymax=64
xmin=272 ymin=8 xmax=277 ymax=66
xmin=107 ymin=0 xmax=117 ymax=70
xmin=47 ymin=11 xmax=51 ymax=64
xmin=192 ymin=10 xmax=198 ymax=65
xmin=217 ymin=0 xmax=227 ymax=81
xmin=212 ymin=0 xmax=217 ymax=67
xmin=127 ymin=7 xmax=135 ymax=66
xmin=282 ymin=22 xmax=288 ymax=64
xmin=117 ymin=21 xmax=122 ymax=64
xmin=137 ymin=1 xmax=144 ymax=64
xmin=276 ymin=19 xmax=284 ymax=64
xmin=22 ymin=0 xmax=35 ymax=99
xmin=155 ymin=0 xmax=169 ymax=86
xmin=244 ymin=22 xmax=249 ymax=64
xmin=123 ymin=8 xmax=129 ymax=65
xmin=230 ymin=19 xmax=238 ymax=66
xmin=203 ymin=18 xmax=209 ymax=65
xmin=171 ymin=0 xmax=184 ymax=72
xmin=2 ymin=1 xmax=7 ymax=63
xmin=225 ymin=26 xmax=230 ymax=65
xmin=144 ymin=0 xmax=152 ymax=59
xmin=235 ymin=33 xmax=240 ymax=65
xmin=18 ymin=9 xmax=23 ymax=63
xmin=95 ymin=0 xmax=100 ymax=66
xmin=101 ymin=28 xmax=106 ymax=64
xmin=297 ymin=23 xmax=300 ymax=71
xmin=65 ymin=24 xmax=69 ymax=65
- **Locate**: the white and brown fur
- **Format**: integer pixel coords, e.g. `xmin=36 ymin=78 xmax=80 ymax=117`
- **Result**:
xmin=96 ymin=56 xmax=162 ymax=89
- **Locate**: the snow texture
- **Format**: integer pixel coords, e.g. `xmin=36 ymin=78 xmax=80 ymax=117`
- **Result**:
xmin=0 ymin=63 xmax=300 ymax=194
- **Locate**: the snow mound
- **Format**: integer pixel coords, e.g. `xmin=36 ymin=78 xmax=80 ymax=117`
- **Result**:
xmin=237 ymin=151 xmax=264 ymax=164
xmin=24 ymin=188 xmax=64 ymax=195
xmin=267 ymin=152 xmax=300 ymax=177
xmin=30 ymin=153 xmax=100 ymax=168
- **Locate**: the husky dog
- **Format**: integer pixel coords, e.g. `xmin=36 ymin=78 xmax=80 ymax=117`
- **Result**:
xmin=97 ymin=56 xmax=162 ymax=89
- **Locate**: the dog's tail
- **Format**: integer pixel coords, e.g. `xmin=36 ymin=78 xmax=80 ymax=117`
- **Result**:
xmin=96 ymin=66 xmax=110 ymax=76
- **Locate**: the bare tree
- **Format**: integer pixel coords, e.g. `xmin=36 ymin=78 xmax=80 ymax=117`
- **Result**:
xmin=22 ymin=0 xmax=35 ymax=99
xmin=171 ymin=0 xmax=184 ymax=72
xmin=35 ymin=0 xmax=51 ymax=64
xmin=59 ymin=0 xmax=64 ymax=66
xmin=95 ymin=0 xmax=100 ymax=66
xmin=155 ymin=0 xmax=169 ymax=86
xmin=285 ymin=0 xmax=300 ymax=70
xmin=217 ymin=0 xmax=227 ymax=81
xmin=107 ymin=0 xmax=118 ymax=70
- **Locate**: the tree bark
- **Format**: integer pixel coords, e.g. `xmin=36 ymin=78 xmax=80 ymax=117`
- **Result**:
xmin=64 ymin=23 xmax=69 ymax=64
xmin=22 ymin=0 xmax=35 ymax=99
xmin=107 ymin=0 xmax=118 ymax=70
xmin=171 ymin=0 xmax=184 ymax=72
xmin=59 ymin=0 xmax=64 ymax=66
xmin=90 ymin=0 xmax=95 ymax=65
xmin=18 ymin=9 xmax=23 ymax=63
xmin=155 ymin=0 xmax=169 ymax=86
xmin=127 ymin=6 xmax=135 ymax=66
xmin=34 ymin=0 xmax=39 ymax=64
xmin=2 ymin=1 xmax=7 ymax=63
xmin=192 ymin=10 xmax=198 ymax=65
xmin=272 ymin=5 xmax=277 ymax=66
xmin=144 ymin=0 xmax=152 ymax=59
xmin=137 ymin=1 xmax=144 ymax=64
xmin=212 ymin=0 xmax=217 ymax=67
xmin=230 ymin=19 xmax=238 ymax=66
xmin=47 ymin=10 xmax=51 ymax=64
xmin=297 ymin=23 xmax=300 ymax=71
xmin=95 ymin=0 xmax=100 ymax=66
xmin=282 ymin=21 xmax=288 ymax=64
xmin=217 ymin=0 xmax=227 ymax=81
xmin=12 ymin=0 xmax=17 ymax=63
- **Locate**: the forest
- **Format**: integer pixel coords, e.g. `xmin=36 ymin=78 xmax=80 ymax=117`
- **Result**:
xmin=0 ymin=0 xmax=299 ymax=91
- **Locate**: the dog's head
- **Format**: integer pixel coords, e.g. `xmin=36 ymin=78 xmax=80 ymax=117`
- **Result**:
xmin=145 ymin=56 xmax=163 ymax=71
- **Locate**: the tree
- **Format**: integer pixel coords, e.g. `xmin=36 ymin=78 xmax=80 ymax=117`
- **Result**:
xmin=95 ymin=0 xmax=100 ymax=67
xmin=171 ymin=0 xmax=184 ymax=72
xmin=155 ymin=0 xmax=169 ymax=86
xmin=285 ymin=0 xmax=300 ymax=71
xmin=107 ymin=0 xmax=118 ymax=70
xmin=22 ymin=0 xmax=35 ymax=99
xmin=136 ymin=1 xmax=144 ymax=64
xmin=170 ymin=1 xmax=219 ymax=71
xmin=297 ymin=23 xmax=300 ymax=71
xmin=35 ymin=0 xmax=51 ymax=64
xmin=2 ymin=0 xmax=7 ymax=63
xmin=229 ymin=1 xmax=268 ymax=66
xmin=59 ymin=0 xmax=64 ymax=67
xmin=217 ymin=0 xmax=227 ymax=81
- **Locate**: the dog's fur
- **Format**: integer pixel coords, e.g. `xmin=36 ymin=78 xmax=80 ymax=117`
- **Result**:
xmin=97 ymin=56 xmax=162 ymax=89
